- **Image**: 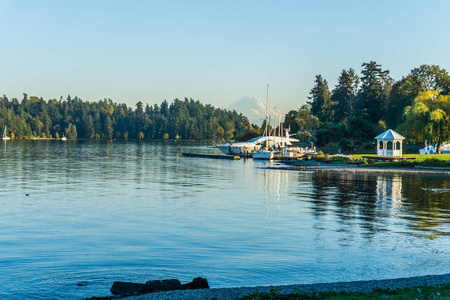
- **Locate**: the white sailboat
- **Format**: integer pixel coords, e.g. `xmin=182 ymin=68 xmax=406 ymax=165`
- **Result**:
xmin=2 ymin=126 xmax=10 ymax=140
xmin=216 ymin=85 xmax=299 ymax=157
xmin=216 ymin=134 xmax=299 ymax=156
xmin=253 ymin=84 xmax=274 ymax=160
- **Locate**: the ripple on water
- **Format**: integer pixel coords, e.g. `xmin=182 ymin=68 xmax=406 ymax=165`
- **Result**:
xmin=0 ymin=141 xmax=449 ymax=299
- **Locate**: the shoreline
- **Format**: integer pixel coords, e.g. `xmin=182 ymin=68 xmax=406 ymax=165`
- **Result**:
xmin=267 ymin=161 xmax=450 ymax=175
xmin=120 ymin=273 xmax=450 ymax=300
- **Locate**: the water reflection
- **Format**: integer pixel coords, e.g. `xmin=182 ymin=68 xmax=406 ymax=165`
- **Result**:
xmin=376 ymin=175 xmax=403 ymax=210
xmin=307 ymin=171 xmax=450 ymax=238
xmin=261 ymin=165 xmax=290 ymax=230
xmin=1 ymin=141 xmax=450 ymax=299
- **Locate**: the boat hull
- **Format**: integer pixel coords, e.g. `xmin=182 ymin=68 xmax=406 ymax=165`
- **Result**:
xmin=253 ymin=150 xmax=274 ymax=160
xmin=216 ymin=143 xmax=258 ymax=156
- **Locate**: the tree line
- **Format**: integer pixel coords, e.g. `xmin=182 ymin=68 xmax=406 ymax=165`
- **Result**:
xmin=0 ymin=95 xmax=257 ymax=141
xmin=3 ymin=62 xmax=449 ymax=150
xmin=284 ymin=63 xmax=450 ymax=152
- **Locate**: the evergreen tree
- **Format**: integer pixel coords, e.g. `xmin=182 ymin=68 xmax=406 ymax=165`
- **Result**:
xmin=0 ymin=94 xmax=253 ymax=141
xmin=331 ymin=68 xmax=359 ymax=123
xmin=307 ymin=75 xmax=332 ymax=123
xmin=104 ymin=114 xmax=114 ymax=140
xmin=359 ymin=61 xmax=393 ymax=123
xmin=83 ymin=115 xmax=95 ymax=139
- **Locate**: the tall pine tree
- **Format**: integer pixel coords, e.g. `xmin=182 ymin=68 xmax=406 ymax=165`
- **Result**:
xmin=331 ymin=68 xmax=359 ymax=123
xmin=359 ymin=61 xmax=392 ymax=123
xmin=307 ymin=75 xmax=332 ymax=123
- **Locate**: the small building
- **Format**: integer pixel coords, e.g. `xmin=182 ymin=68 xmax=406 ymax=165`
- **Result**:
xmin=375 ymin=129 xmax=405 ymax=157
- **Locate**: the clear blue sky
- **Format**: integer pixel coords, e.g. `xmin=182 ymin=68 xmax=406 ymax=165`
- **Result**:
xmin=1 ymin=0 xmax=449 ymax=112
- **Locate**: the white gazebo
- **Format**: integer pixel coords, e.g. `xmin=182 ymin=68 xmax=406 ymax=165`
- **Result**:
xmin=375 ymin=129 xmax=405 ymax=157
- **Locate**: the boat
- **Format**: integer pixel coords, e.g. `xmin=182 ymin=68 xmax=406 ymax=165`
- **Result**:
xmin=419 ymin=143 xmax=450 ymax=154
xmin=443 ymin=146 xmax=450 ymax=154
xmin=216 ymin=134 xmax=299 ymax=157
xmin=61 ymin=136 xmax=67 ymax=141
xmin=216 ymin=84 xmax=300 ymax=158
xmin=253 ymin=148 xmax=274 ymax=160
xmin=253 ymin=84 xmax=278 ymax=160
xmin=2 ymin=126 xmax=10 ymax=140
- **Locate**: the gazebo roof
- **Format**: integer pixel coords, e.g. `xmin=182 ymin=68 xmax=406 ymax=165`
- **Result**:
xmin=375 ymin=129 xmax=405 ymax=140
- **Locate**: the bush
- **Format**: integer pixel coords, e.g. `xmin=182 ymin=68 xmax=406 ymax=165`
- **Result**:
xmin=422 ymin=158 xmax=450 ymax=167
xmin=339 ymin=138 xmax=352 ymax=151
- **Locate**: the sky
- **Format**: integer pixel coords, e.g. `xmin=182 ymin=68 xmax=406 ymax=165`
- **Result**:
xmin=1 ymin=0 xmax=450 ymax=113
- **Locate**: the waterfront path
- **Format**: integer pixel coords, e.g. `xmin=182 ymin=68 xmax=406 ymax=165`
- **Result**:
xmin=122 ymin=273 xmax=450 ymax=300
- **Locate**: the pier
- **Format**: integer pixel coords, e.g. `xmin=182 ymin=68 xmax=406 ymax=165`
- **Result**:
xmin=182 ymin=152 xmax=316 ymax=161
xmin=182 ymin=153 xmax=241 ymax=160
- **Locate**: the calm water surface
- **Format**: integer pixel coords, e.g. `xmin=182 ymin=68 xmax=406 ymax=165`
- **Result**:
xmin=0 ymin=140 xmax=449 ymax=299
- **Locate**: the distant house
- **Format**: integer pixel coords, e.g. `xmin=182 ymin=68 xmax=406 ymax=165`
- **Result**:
xmin=375 ymin=129 xmax=405 ymax=157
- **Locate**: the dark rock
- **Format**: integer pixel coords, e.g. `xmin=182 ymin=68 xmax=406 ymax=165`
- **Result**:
xmin=110 ymin=281 xmax=145 ymax=295
xmin=139 ymin=279 xmax=183 ymax=294
xmin=182 ymin=277 xmax=210 ymax=290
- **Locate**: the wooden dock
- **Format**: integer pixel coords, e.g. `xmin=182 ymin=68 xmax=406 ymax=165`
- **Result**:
xmin=182 ymin=152 xmax=241 ymax=160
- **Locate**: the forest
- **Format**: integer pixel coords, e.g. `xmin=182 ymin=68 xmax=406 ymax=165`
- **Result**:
xmin=284 ymin=63 xmax=450 ymax=152
xmin=2 ymin=62 xmax=449 ymax=149
xmin=0 ymin=95 xmax=256 ymax=141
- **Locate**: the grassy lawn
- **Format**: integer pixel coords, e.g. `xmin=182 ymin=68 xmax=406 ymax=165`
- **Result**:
xmin=238 ymin=282 xmax=450 ymax=299
xmin=350 ymin=154 xmax=450 ymax=162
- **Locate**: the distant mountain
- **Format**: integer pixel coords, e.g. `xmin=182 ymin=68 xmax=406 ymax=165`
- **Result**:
xmin=227 ymin=96 xmax=283 ymax=127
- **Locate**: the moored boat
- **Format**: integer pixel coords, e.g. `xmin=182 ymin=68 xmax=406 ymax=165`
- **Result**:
xmin=216 ymin=134 xmax=299 ymax=157
xmin=252 ymin=149 xmax=274 ymax=160
xmin=419 ymin=143 xmax=450 ymax=154
xmin=2 ymin=126 xmax=10 ymax=140
xmin=217 ymin=84 xmax=300 ymax=158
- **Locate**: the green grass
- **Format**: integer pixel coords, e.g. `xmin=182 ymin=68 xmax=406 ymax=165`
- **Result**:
xmin=350 ymin=154 xmax=450 ymax=162
xmin=313 ymin=154 xmax=450 ymax=168
xmin=237 ymin=282 xmax=450 ymax=299
xmin=314 ymin=155 xmax=352 ymax=164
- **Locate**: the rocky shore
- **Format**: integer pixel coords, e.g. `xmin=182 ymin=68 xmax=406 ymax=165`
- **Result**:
xmin=120 ymin=273 xmax=450 ymax=300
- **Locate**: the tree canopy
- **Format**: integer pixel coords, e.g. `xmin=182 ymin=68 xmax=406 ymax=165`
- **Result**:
xmin=284 ymin=105 xmax=319 ymax=142
xmin=288 ymin=63 xmax=450 ymax=149
xmin=400 ymin=91 xmax=450 ymax=153
xmin=0 ymin=95 xmax=256 ymax=141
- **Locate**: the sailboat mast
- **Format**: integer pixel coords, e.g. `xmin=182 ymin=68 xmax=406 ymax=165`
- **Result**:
xmin=265 ymin=84 xmax=269 ymax=137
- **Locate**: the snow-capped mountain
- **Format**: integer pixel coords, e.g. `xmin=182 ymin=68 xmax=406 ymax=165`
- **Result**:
xmin=227 ymin=96 xmax=283 ymax=127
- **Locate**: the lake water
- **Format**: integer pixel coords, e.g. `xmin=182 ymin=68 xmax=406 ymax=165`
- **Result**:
xmin=0 ymin=140 xmax=449 ymax=299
